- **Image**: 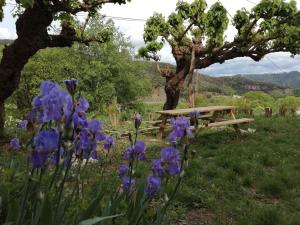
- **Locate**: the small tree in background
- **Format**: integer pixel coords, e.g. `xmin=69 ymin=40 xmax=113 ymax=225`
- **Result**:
xmin=139 ymin=0 xmax=300 ymax=110
xmin=0 ymin=0 xmax=130 ymax=137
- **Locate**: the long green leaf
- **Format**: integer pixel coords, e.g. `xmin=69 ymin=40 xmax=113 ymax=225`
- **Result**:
xmin=80 ymin=188 xmax=105 ymax=220
xmin=5 ymin=198 xmax=19 ymax=224
xmin=78 ymin=214 xmax=123 ymax=225
xmin=38 ymin=195 xmax=53 ymax=225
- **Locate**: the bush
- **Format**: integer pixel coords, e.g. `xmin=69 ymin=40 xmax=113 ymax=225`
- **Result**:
xmin=276 ymin=96 xmax=300 ymax=116
xmin=243 ymin=91 xmax=275 ymax=109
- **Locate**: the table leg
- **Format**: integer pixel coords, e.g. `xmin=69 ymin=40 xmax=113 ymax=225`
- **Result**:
xmin=158 ymin=115 xmax=168 ymax=139
xmin=229 ymin=109 xmax=241 ymax=134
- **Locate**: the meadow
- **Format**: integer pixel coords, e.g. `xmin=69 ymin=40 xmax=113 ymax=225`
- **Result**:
xmin=1 ymin=113 xmax=299 ymax=225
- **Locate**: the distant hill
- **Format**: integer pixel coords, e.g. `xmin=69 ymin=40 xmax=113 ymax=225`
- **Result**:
xmin=196 ymin=74 xmax=287 ymax=95
xmin=0 ymin=39 xmax=14 ymax=45
xmin=241 ymin=71 xmax=300 ymax=88
xmin=138 ymin=61 xmax=290 ymax=101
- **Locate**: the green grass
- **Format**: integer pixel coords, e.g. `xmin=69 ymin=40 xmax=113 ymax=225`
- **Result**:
xmin=1 ymin=116 xmax=300 ymax=225
xmin=171 ymin=116 xmax=300 ymax=225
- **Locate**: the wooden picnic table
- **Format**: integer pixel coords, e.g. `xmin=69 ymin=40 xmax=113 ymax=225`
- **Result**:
xmin=155 ymin=105 xmax=253 ymax=138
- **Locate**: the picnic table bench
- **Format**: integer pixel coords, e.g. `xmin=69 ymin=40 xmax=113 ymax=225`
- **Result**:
xmin=154 ymin=106 xmax=254 ymax=138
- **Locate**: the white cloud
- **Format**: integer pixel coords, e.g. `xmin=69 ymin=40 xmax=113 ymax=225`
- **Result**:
xmin=0 ymin=27 xmax=16 ymax=39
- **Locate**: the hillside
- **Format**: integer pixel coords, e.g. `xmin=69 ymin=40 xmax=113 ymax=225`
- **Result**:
xmin=196 ymin=74 xmax=287 ymax=95
xmin=241 ymin=71 xmax=300 ymax=88
xmin=138 ymin=61 xmax=289 ymax=99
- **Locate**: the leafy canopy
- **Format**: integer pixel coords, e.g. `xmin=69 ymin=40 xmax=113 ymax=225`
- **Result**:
xmin=10 ymin=16 xmax=151 ymax=112
xmin=139 ymin=0 xmax=300 ymax=67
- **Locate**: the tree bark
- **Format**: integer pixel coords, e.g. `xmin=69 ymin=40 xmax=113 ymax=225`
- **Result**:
xmin=163 ymin=85 xmax=181 ymax=110
xmin=162 ymin=56 xmax=191 ymax=110
xmin=0 ymin=1 xmax=76 ymax=136
xmin=0 ymin=101 xmax=5 ymax=138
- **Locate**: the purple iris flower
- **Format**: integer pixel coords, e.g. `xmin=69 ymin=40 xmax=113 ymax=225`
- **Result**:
xmin=63 ymin=150 xmax=74 ymax=167
xmin=50 ymin=147 xmax=64 ymax=166
xmin=160 ymin=147 xmax=181 ymax=176
xmin=34 ymin=130 xmax=59 ymax=153
xmin=123 ymin=146 xmax=133 ymax=160
xmin=123 ymin=141 xmax=146 ymax=161
xmin=161 ymin=147 xmax=180 ymax=163
xmin=122 ymin=176 xmax=135 ymax=192
xmin=96 ymin=132 xmax=105 ymax=141
xmin=88 ymin=120 xmax=102 ymax=133
xmin=118 ymin=164 xmax=129 ymax=177
xmin=90 ymin=150 xmax=98 ymax=160
xmin=31 ymin=151 xmax=48 ymax=168
xmin=145 ymin=176 xmax=161 ymax=199
xmin=76 ymin=129 xmax=91 ymax=157
xmin=152 ymin=159 xmax=164 ymax=178
xmin=10 ymin=137 xmax=20 ymax=151
xmin=31 ymin=130 xmax=59 ymax=168
xmin=190 ymin=110 xmax=200 ymax=118
xmin=17 ymin=120 xmax=28 ymax=130
xmin=73 ymin=112 xmax=88 ymax=129
xmin=42 ymin=88 xmax=69 ymax=121
xmin=168 ymin=162 xmax=181 ymax=176
xmin=64 ymin=79 xmax=78 ymax=95
xmin=133 ymin=113 xmax=142 ymax=130
xmin=32 ymin=81 xmax=73 ymax=123
xmin=40 ymin=80 xmax=58 ymax=95
xmin=76 ymin=98 xmax=89 ymax=112
xmin=135 ymin=141 xmax=146 ymax=160
xmin=104 ymin=135 xmax=114 ymax=152
xmin=32 ymin=96 xmax=42 ymax=108
xmin=28 ymin=110 xmax=36 ymax=123
xmin=168 ymin=116 xmax=193 ymax=143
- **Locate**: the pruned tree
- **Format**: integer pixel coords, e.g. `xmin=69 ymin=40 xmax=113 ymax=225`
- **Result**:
xmin=0 ymin=0 xmax=130 ymax=137
xmin=139 ymin=0 xmax=300 ymax=110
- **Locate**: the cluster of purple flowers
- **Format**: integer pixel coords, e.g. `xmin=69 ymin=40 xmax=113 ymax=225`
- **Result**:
xmin=118 ymin=140 xmax=147 ymax=193
xmin=118 ymin=163 xmax=135 ymax=192
xmin=10 ymin=80 xmax=113 ymax=168
xmin=167 ymin=116 xmax=194 ymax=144
xmin=145 ymin=147 xmax=181 ymax=199
xmin=123 ymin=141 xmax=146 ymax=161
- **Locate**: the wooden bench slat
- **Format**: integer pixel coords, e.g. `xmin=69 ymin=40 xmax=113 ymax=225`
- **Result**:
xmin=146 ymin=114 xmax=212 ymax=126
xmin=206 ymin=118 xmax=254 ymax=128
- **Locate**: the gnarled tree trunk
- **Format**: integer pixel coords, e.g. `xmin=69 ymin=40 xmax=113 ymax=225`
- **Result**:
xmin=0 ymin=102 xmax=4 ymax=137
xmin=0 ymin=1 xmax=75 ymax=137
xmin=162 ymin=57 xmax=191 ymax=110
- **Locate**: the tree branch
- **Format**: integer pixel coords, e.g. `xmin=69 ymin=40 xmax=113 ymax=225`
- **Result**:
xmin=47 ymin=24 xmax=109 ymax=48
xmin=52 ymin=0 xmax=124 ymax=14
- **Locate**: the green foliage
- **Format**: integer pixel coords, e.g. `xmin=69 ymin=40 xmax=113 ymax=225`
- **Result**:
xmin=11 ymin=18 xmax=151 ymax=113
xmin=140 ymin=0 xmax=231 ymax=60
xmin=140 ymin=0 xmax=300 ymax=66
xmin=276 ymin=95 xmax=300 ymax=115
xmin=243 ymin=91 xmax=275 ymax=108
xmin=0 ymin=0 xmax=5 ymax=21
xmin=205 ymin=2 xmax=229 ymax=47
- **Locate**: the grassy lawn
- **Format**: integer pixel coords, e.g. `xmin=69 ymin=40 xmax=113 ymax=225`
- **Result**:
xmin=1 ymin=116 xmax=299 ymax=225
xmin=166 ymin=116 xmax=300 ymax=225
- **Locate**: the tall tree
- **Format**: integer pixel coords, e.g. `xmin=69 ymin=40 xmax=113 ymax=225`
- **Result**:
xmin=0 ymin=0 xmax=130 ymax=137
xmin=139 ymin=0 xmax=300 ymax=110
xmin=12 ymin=17 xmax=151 ymax=112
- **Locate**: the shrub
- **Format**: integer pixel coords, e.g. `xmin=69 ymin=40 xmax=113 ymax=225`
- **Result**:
xmin=276 ymin=96 xmax=300 ymax=116
xmin=243 ymin=91 xmax=275 ymax=109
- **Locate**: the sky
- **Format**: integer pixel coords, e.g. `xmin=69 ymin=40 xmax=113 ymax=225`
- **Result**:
xmin=1 ymin=0 xmax=300 ymax=76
